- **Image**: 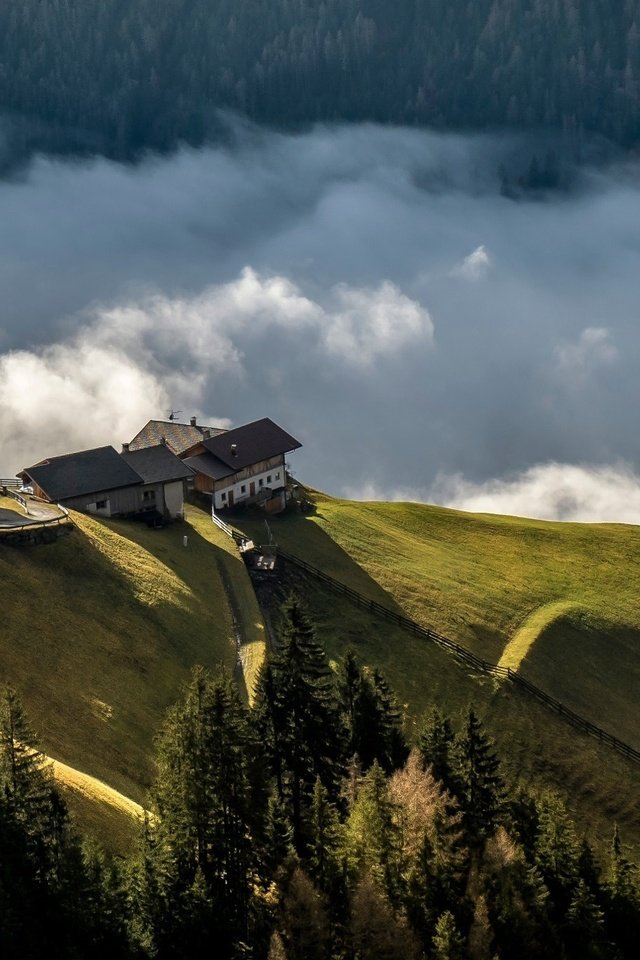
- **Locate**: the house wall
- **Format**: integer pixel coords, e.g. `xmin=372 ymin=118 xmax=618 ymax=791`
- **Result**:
xmin=164 ymin=480 xmax=185 ymax=518
xmin=212 ymin=454 xmax=286 ymax=510
xmin=61 ymin=485 xmax=142 ymax=517
xmin=193 ymin=472 xmax=215 ymax=495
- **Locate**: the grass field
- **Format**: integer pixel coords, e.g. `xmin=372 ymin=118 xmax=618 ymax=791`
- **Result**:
xmin=0 ymin=503 xmax=265 ymax=850
xmin=3 ymin=484 xmax=639 ymax=856
xmin=237 ymin=492 xmax=640 ymax=854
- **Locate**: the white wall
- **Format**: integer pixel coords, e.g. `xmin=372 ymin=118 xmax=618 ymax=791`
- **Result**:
xmin=213 ymin=463 xmax=285 ymax=510
xmin=164 ymin=480 xmax=185 ymax=518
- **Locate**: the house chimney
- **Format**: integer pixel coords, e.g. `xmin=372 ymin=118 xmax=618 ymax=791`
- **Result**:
xmin=190 ymin=416 xmax=197 ymax=427
xmin=122 ymin=442 xmax=130 ymax=452
xmin=231 ymin=443 xmax=237 ymax=456
xmin=160 ymin=436 xmax=167 ymax=446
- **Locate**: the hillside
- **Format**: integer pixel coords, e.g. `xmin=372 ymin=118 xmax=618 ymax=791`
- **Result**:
xmin=238 ymin=492 xmax=640 ymax=852
xmin=0 ymin=503 xmax=265 ymax=849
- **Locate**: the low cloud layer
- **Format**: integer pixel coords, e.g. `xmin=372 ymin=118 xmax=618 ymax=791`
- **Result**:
xmin=1 ymin=122 xmax=640 ymax=521
xmin=434 ymin=463 xmax=640 ymax=524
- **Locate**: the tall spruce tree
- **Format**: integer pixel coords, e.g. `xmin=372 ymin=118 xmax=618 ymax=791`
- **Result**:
xmin=129 ymin=667 xmax=262 ymax=959
xmin=418 ymin=708 xmax=459 ymax=794
xmin=253 ymin=595 xmax=346 ymax=850
xmin=604 ymin=826 xmax=640 ymax=957
xmin=339 ymin=652 xmax=408 ymax=773
xmin=453 ymin=709 xmax=504 ymax=842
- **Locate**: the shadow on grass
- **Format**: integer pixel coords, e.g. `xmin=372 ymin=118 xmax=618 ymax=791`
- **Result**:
xmin=5 ymin=508 xmax=244 ymax=817
xmin=518 ymin=612 xmax=640 ymax=751
xmin=234 ymin=507 xmax=408 ymax=615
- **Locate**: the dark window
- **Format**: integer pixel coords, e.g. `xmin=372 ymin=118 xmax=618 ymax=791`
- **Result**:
xmin=241 ymin=485 xmax=246 ymax=494
xmin=267 ymin=475 xmax=272 ymax=483
xmin=143 ymin=490 xmax=154 ymax=501
xmin=259 ymin=478 xmax=263 ymax=487
xmin=221 ymin=492 xmax=227 ymax=501
xmin=96 ymin=499 xmax=107 ymax=509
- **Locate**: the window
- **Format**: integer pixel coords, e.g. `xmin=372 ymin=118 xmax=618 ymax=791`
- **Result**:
xmin=221 ymin=492 xmax=227 ymax=501
xmin=96 ymin=499 xmax=107 ymax=509
xmin=259 ymin=478 xmax=263 ymax=487
xmin=267 ymin=475 xmax=272 ymax=483
xmin=142 ymin=490 xmax=154 ymax=501
xmin=241 ymin=484 xmax=246 ymax=494
xmin=275 ymin=471 xmax=280 ymax=480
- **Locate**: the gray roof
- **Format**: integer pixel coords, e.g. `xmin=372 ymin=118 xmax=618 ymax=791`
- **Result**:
xmin=23 ymin=446 xmax=142 ymax=502
xmin=129 ymin=419 xmax=226 ymax=456
xmin=182 ymin=452 xmax=234 ymax=481
xmin=122 ymin=444 xmax=195 ymax=484
xmin=202 ymin=418 xmax=301 ymax=471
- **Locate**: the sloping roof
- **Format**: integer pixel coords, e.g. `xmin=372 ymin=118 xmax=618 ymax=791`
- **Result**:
xmin=201 ymin=418 xmax=302 ymax=472
xmin=22 ymin=446 xmax=142 ymax=502
xmin=128 ymin=419 xmax=227 ymax=456
xmin=182 ymin=452 xmax=234 ymax=481
xmin=121 ymin=444 xmax=195 ymax=484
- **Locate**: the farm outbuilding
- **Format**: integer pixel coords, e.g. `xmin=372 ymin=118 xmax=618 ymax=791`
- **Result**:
xmin=20 ymin=443 xmax=193 ymax=520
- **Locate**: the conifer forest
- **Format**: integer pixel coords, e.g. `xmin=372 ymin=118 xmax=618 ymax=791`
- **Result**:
xmin=0 ymin=0 xmax=639 ymax=161
xmin=2 ymin=597 xmax=640 ymax=960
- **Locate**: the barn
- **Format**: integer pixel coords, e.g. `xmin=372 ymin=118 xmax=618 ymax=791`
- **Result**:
xmin=20 ymin=443 xmax=193 ymax=520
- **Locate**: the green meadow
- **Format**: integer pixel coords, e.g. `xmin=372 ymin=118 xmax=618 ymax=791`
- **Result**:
xmin=0 ymin=503 xmax=265 ymax=850
xmin=238 ymin=491 xmax=640 ymax=853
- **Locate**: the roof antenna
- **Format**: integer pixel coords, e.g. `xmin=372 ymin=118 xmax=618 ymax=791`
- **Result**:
xmin=168 ymin=410 xmax=182 ymax=421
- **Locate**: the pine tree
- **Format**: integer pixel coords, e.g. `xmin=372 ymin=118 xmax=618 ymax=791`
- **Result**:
xmin=350 ymin=873 xmax=421 ymax=960
xmin=481 ymin=826 xmax=552 ymax=960
xmin=418 ymin=708 xmax=458 ymax=794
xmin=564 ymin=879 xmax=606 ymax=959
xmin=343 ymin=761 xmax=404 ymax=905
xmin=130 ymin=667 xmax=263 ymax=958
xmin=432 ymin=910 xmax=465 ymax=960
xmin=307 ymin=777 xmax=343 ymax=894
xmin=533 ymin=792 xmax=582 ymax=919
xmin=468 ymin=894 xmax=494 ymax=960
xmin=254 ymin=595 xmax=346 ymax=850
xmin=340 ymin=652 xmax=408 ymax=774
xmin=604 ymin=825 xmax=640 ymax=957
xmin=279 ymin=867 xmax=329 ymax=960
xmin=454 ymin=709 xmax=504 ymax=842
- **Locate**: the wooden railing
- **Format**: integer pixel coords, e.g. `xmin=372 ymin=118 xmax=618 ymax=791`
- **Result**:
xmin=279 ymin=550 xmax=640 ymax=768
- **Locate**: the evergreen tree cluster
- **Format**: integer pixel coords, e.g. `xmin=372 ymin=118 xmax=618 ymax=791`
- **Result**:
xmin=0 ymin=0 xmax=639 ymax=162
xmin=3 ymin=597 xmax=640 ymax=959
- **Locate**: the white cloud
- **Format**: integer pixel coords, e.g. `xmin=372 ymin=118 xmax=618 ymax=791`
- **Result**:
xmin=345 ymin=463 xmax=640 ymax=524
xmin=432 ymin=462 xmax=640 ymax=524
xmin=0 ymin=341 xmax=173 ymax=472
xmin=554 ymin=327 xmax=618 ymax=383
xmin=324 ymin=280 xmax=433 ymax=364
xmin=0 ymin=268 xmax=432 ymax=473
xmin=451 ymin=244 xmax=492 ymax=280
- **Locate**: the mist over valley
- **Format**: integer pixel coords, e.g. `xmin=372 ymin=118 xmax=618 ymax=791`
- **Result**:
xmin=2 ymin=122 xmax=640 ymax=522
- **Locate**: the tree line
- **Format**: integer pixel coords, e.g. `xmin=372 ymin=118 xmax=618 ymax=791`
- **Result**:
xmin=2 ymin=594 xmax=640 ymax=958
xmin=0 ymin=0 xmax=639 ymax=163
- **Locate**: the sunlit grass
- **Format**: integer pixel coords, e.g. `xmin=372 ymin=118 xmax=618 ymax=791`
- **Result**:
xmin=238 ymin=492 xmax=640 ymax=854
xmin=0 ymin=503 xmax=266 ymax=848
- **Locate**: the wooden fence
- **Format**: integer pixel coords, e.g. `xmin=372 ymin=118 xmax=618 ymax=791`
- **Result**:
xmin=211 ymin=509 xmax=236 ymax=539
xmin=279 ymin=550 xmax=640 ymax=768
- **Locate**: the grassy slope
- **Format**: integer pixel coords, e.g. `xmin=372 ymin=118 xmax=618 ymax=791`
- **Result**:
xmin=0 ymin=503 xmax=265 ymax=850
xmin=238 ymin=493 xmax=640 ymax=853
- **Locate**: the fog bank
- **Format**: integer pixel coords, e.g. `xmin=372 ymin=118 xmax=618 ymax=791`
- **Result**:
xmin=1 ymin=124 xmax=640 ymax=521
